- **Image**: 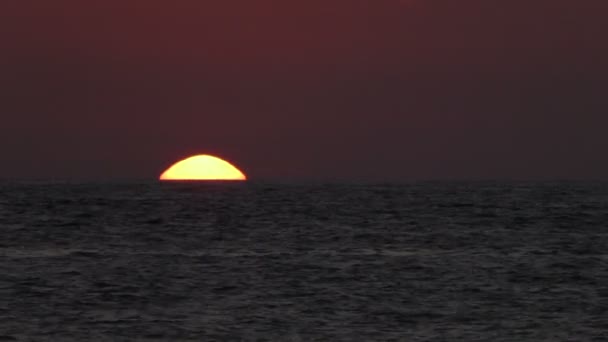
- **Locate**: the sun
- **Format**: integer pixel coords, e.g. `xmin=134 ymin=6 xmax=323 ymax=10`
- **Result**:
xmin=159 ymin=154 xmax=247 ymax=181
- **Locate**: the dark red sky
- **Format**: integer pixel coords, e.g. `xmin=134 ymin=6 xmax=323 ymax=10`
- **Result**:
xmin=1 ymin=0 xmax=607 ymax=180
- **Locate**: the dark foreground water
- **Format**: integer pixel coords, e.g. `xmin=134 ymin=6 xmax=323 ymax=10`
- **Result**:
xmin=1 ymin=181 xmax=607 ymax=341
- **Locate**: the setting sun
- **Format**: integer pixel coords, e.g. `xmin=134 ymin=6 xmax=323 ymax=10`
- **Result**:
xmin=159 ymin=155 xmax=247 ymax=181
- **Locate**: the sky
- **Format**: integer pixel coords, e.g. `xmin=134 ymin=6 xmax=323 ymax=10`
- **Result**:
xmin=1 ymin=0 xmax=607 ymax=180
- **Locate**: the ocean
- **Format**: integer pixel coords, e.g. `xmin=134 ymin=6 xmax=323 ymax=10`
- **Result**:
xmin=1 ymin=181 xmax=607 ymax=341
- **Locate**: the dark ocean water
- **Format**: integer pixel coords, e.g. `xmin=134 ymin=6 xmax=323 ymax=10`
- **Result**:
xmin=1 ymin=181 xmax=607 ymax=341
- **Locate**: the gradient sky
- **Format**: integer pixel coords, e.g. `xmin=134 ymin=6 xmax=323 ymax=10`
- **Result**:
xmin=1 ymin=0 xmax=607 ymax=180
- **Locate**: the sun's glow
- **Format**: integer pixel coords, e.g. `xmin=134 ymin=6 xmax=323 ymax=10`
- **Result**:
xmin=159 ymin=155 xmax=247 ymax=181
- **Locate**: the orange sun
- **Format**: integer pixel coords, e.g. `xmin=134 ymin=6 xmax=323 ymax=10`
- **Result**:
xmin=159 ymin=154 xmax=247 ymax=181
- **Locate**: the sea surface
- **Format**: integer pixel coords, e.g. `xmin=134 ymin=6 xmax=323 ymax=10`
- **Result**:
xmin=0 ymin=181 xmax=607 ymax=341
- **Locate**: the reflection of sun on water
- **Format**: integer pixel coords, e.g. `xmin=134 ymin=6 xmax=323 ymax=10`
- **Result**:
xmin=159 ymin=155 xmax=247 ymax=181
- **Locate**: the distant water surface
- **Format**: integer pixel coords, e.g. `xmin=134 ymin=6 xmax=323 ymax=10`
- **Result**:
xmin=1 ymin=181 xmax=607 ymax=341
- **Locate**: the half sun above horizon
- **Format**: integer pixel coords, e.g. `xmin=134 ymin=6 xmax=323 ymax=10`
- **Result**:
xmin=159 ymin=154 xmax=247 ymax=181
